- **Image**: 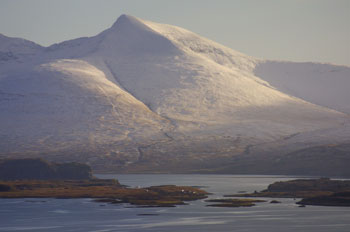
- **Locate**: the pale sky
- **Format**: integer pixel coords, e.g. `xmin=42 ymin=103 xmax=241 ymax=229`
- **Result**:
xmin=0 ymin=0 xmax=349 ymax=66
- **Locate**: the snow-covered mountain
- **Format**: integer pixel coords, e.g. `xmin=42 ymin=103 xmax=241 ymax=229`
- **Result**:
xmin=0 ymin=33 xmax=43 ymax=62
xmin=1 ymin=15 xmax=349 ymax=174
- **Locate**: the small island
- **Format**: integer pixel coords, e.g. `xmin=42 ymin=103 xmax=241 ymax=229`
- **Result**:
xmin=205 ymin=198 xmax=266 ymax=207
xmin=0 ymin=159 xmax=208 ymax=207
xmin=229 ymin=178 xmax=350 ymax=207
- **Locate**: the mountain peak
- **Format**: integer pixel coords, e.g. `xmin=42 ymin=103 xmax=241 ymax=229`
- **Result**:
xmin=100 ymin=14 xmax=179 ymax=56
xmin=111 ymin=14 xmax=144 ymax=30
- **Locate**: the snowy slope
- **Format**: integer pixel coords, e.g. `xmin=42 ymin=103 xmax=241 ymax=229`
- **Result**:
xmin=0 ymin=14 xmax=349 ymax=172
xmin=89 ymin=15 xmax=346 ymax=134
xmin=0 ymin=59 xmax=170 ymax=158
xmin=255 ymin=61 xmax=350 ymax=114
xmin=0 ymin=34 xmax=43 ymax=62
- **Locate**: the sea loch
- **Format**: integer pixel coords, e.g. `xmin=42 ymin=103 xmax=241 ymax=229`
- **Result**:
xmin=1 ymin=175 xmax=350 ymax=232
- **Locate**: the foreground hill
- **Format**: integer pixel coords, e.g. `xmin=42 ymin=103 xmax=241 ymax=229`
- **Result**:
xmin=0 ymin=158 xmax=92 ymax=180
xmin=0 ymin=15 xmax=349 ymax=175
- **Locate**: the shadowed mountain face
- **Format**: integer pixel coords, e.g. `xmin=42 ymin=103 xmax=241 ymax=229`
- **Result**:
xmin=0 ymin=15 xmax=349 ymax=175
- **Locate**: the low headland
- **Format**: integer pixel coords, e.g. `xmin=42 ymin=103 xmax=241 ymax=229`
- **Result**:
xmin=229 ymin=178 xmax=350 ymax=207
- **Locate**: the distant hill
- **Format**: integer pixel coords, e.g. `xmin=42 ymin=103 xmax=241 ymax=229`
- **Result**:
xmin=0 ymin=158 xmax=92 ymax=180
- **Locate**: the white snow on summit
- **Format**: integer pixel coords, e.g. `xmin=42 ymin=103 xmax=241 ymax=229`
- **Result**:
xmin=85 ymin=15 xmax=347 ymax=134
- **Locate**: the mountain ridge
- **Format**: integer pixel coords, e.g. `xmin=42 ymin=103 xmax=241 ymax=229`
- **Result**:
xmin=0 ymin=15 xmax=349 ymax=175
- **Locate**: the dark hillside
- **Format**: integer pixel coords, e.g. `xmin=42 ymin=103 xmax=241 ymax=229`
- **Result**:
xmin=0 ymin=158 xmax=92 ymax=180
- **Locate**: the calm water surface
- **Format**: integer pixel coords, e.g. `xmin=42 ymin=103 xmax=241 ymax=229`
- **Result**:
xmin=1 ymin=174 xmax=350 ymax=232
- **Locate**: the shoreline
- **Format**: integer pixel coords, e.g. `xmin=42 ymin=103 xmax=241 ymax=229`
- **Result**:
xmin=0 ymin=179 xmax=209 ymax=207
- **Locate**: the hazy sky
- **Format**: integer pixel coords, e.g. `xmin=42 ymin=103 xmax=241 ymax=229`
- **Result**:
xmin=1 ymin=0 xmax=349 ymax=66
